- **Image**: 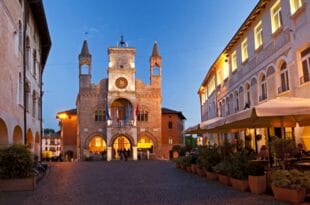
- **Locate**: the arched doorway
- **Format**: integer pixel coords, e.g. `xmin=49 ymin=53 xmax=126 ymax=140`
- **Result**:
xmin=137 ymin=134 xmax=155 ymax=160
xmin=111 ymin=98 xmax=133 ymax=127
xmin=0 ymin=118 xmax=9 ymax=147
xmin=88 ymin=136 xmax=107 ymax=160
xmin=64 ymin=150 xmax=74 ymax=162
xmin=26 ymin=129 xmax=34 ymax=152
xmin=112 ymin=135 xmax=132 ymax=160
xmin=13 ymin=125 xmax=23 ymax=144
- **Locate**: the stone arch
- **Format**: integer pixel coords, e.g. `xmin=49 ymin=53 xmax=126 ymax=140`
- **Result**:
xmin=110 ymin=98 xmax=134 ymax=125
xmin=85 ymin=133 xmax=107 ymax=153
xmin=109 ymin=133 xmax=135 ymax=147
xmin=238 ymin=85 xmax=244 ymax=93
xmin=64 ymin=150 xmax=74 ymax=161
xmin=266 ymin=65 xmax=275 ymax=77
xmin=138 ymin=131 xmax=158 ymax=147
xmin=0 ymin=118 xmax=9 ymax=146
xmin=250 ymin=77 xmax=257 ymax=86
xmin=13 ymin=125 xmax=23 ymax=144
xmin=110 ymin=133 xmax=134 ymax=160
xmin=26 ymin=129 xmax=34 ymax=151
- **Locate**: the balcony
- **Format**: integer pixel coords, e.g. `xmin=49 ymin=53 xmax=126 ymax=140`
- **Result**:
xmin=300 ymin=74 xmax=310 ymax=85
xmin=107 ymin=119 xmax=136 ymax=128
xmin=278 ymin=84 xmax=289 ymax=94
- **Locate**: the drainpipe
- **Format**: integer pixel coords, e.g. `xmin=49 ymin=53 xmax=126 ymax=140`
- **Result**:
xmin=23 ymin=1 xmax=29 ymax=145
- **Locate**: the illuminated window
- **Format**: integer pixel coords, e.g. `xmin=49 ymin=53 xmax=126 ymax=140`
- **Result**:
xmin=259 ymin=74 xmax=267 ymax=101
xmin=301 ymin=47 xmax=310 ymax=84
xmin=241 ymin=38 xmax=248 ymax=62
xmin=223 ymin=60 xmax=229 ymax=80
xmin=207 ymin=75 xmax=215 ymax=95
xmin=279 ymin=62 xmax=289 ymax=93
xmin=254 ymin=21 xmax=263 ymax=49
xmin=231 ymin=51 xmax=237 ymax=72
xmin=290 ymin=0 xmax=302 ymax=15
xmin=271 ymin=0 xmax=282 ymax=33
xmin=95 ymin=110 xmax=105 ymax=121
xmin=137 ymin=111 xmax=148 ymax=122
xmin=168 ymin=137 xmax=173 ymax=145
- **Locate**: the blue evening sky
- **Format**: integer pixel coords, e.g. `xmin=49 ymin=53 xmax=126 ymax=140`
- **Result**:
xmin=42 ymin=0 xmax=258 ymax=131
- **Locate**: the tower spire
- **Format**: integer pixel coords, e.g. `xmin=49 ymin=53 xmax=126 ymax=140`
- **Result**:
xmin=151 ymin=41 xmax=160 ymax=57
xmin=80 ymin=40 xmax=91 ymax=57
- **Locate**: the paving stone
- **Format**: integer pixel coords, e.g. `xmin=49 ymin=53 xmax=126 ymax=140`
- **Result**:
xmin=0 ymin=161 xmax=290 ymax=205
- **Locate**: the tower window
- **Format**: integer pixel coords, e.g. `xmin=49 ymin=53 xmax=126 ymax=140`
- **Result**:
xmin=81 ymin=64 xmax=89 ymax=75
xmin=137 ymin=111 xmax=148 ymax=122
xmin=95 ymin=110 xmax=105 ymax=121
xmin=168 ymin=121 xmax=172 ymax=129
xmin=152 ymin=66 xmax=160 ymax=76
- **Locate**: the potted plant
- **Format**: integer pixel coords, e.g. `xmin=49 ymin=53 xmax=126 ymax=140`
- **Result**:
xmin=270 ymin=138 xmax=296 ymax=169
xmin=200 ymin=145 xmax=221 ymax=180
xmin=271 ymin=169 xmax=310 ymax=204
xmin=0 ymin=145 xmax=36 ymax=191
xmin=213 ymin=160 xmax=232 ymax=186
xmin=248 ymin=161 xmax=266 ymax=194
xmin=230 ymin=150 xmax=251 ymax=192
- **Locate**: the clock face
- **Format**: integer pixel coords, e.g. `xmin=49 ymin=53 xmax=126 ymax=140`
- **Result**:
xmin=115 ymin=77 xmax=128 ymax=89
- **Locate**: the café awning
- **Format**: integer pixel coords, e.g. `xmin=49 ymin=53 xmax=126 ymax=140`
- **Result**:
xmin=184 ymin=117 xmax=225 ymax=135
xmin=219 ymin=97 xmax=310 ymax=131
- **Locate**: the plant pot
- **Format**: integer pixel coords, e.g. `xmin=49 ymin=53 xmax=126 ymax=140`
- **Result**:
xmin=248 ymin=175 xmax=266 ymax=194
xmin=191 ymin=164 xmax=197 ymax=174
xmin=186 ymin=166 xmax=192 ymax=173
xmin=206 ymin=171 xmax=218 ymax=181
xmin=196 ymin=167 xmax=205 ymax=177
xmin=217 ymin=174 xmax=231 ymax=186
xmin=0 ymin=176 xmax=36 ymax=191
xmin=271 ymin=184 xmax=306 ymax=204
xmin=231 ymin=178 xmax=249 ymax=192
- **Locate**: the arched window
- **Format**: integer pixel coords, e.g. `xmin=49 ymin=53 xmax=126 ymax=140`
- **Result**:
xmin=260 ymin=74 xmax=267 ymax=101
xmin=226 ymin=97 xmax=230 ymax=115
xmin=32 ymin=91 xmax=36 ymax=117
xmin=235 ymin=91 xmax=239 ymax=112
xmin=279 ymin=62 xmax=289 ymax=93
xmin=18 ymin=21 xmax=22 ymax=49
xmin=245 ymin=83 xmax=251 ymax=109
xmin=300 ymin=47 xmax=310 ymax=84
xmin=25 ymin=82 xmax=30 ymax=112
xmin=168 ymin=121 xmax=172 ymax=129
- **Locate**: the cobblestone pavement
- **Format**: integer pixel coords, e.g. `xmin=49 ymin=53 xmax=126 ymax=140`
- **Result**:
xmin=0 ymin=160 xmax=290 ymax=205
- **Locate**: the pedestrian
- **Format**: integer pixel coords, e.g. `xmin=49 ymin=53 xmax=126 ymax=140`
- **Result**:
xmin=146 ymin=149 xmax=150 ymax=160
xmin=124 ymin=149 xmax=128 ymax=161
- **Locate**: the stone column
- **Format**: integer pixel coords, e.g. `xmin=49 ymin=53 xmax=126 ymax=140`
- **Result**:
xmin=107 ymin=146 xmax=112 ymax=161
xmin=132 ymin=146 xmax=138 ymax=160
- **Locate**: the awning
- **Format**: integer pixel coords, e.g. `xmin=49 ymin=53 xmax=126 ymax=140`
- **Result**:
xmin=183 ymin=124 xmax=205 ymax=135
xmin=184 ymin=117 xmax=225 ymax=135
xmin=216 ymin=97 xmax=310 ymax=131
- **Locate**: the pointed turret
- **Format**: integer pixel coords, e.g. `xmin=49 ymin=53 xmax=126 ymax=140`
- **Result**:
xmin=79 ymin=40 xmax=91 ymax=58
xmin=149 ymin=41 xmax=162 ymax=68
xmin=151 ymin=41 xmax=161 ymax=57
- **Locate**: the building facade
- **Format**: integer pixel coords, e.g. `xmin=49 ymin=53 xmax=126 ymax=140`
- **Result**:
xmin=196 ymin=0 xmax=310 ymax=151
xmin=57 ymin=38 xmax=186 ymax=161
xmin=42 ymin=132 xmax=61 ymax=160
xmin=161 ymin=108 xmax=186 ymax=158
xmin=0 ymin=0 xmax=51 ymax=156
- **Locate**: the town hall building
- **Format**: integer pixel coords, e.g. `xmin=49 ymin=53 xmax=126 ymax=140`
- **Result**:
xmin=57 ymin=37 xmax=185 ymax=161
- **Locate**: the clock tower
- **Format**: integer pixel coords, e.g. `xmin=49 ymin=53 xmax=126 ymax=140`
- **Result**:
xmin=107 ymin=36 xmax=136 ymax=92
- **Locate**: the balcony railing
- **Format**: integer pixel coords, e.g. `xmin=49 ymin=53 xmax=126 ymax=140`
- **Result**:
xmin=300 ymin=74 xmax=310 ymax=85
xmin=278 ymin=84 xmax=289 ymax=93
xmin=107 ymin=119 xmax=136 ymax=128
